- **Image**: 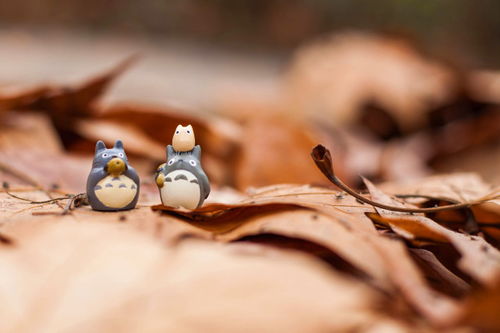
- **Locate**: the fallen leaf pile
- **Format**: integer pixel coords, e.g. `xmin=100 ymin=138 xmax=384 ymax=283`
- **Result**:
xmin=0 ymin=31 xmax=499 ymax=332
xmin=1 ymin=167 xmax=499 ymax=331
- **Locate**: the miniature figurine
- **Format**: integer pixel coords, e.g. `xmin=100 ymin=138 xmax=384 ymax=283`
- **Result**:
xmin=172 ymin=124 xmax=196 ymax=152
xmin=155 ymin=125 xmax=210 ymax=209
xmin=86 ymin=140 xmax=140 ymax=211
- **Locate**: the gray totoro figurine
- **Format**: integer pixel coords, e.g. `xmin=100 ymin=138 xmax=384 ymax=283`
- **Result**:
xmin=86 ymin=140 xmax=140 ymax=211
xmin=155 ymin=125 xmax=210 ymax=209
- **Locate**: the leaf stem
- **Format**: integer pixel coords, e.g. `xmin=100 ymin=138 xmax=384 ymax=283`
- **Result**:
xmin=311 ymin=145 xmax=495 ymax=214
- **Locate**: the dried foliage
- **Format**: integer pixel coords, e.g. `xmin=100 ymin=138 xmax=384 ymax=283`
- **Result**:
xmin=0 ymin=31 xmax=499 ymax=332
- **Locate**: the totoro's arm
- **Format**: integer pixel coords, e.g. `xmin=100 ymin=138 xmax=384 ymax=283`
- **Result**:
xmin=87 ymin=168 xmax=107 ymax=191
xmin=201 ymin=173 xmax=211 ymax=199
xmin=192 ymin=145 xmax=211 ymax=199
xmin=155 ymin=163 xmax=166 ymax=188
xmin=124 ymin=165 xmax=140 ymax=186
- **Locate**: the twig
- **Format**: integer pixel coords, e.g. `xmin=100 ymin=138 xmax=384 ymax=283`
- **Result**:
xmin=61 ymin=193 xmax=88 ymax=215
xmin=311 ymin=145 xmax=498 ymax=214
xmin=2 ymin=181 xmax=87 ymax=214
xmin=395 ymin=194 xmax=479 ymax=233
xmin=2 ymin=182 xmax=71 ymax=204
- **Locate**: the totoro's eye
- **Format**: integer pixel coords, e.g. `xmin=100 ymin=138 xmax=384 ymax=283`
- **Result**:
xmin=189 ymin=160 xmax=197 ymax=166
xmin=118 ymin=153 xmax=124 ymax=158
xmin=186 ymin=130 xmax=191 ymax=134
xmin=175 ymin=130 xmax=180 ymax=134
xmin=102 ymin=153 xmax=109 ymax=158
xmin=168 ymin=158 xmax=175 ymax=166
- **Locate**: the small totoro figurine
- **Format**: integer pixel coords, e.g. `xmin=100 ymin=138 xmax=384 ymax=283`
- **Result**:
xmin=172 ymin=124 xmax=195 ymax=152
xmin=155 ymin=125 xmax=210 ymax=209
xmin=86 ymin=140 xmax=140 ymax=211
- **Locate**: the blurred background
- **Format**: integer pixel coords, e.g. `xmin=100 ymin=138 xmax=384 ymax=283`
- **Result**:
xmin=0 ymin=0 xmax=499 ymax=196
xmin=1 ymin=0 xmax=500 ymax=65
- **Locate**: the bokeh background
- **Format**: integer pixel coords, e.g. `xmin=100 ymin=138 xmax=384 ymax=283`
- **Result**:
xmin=1 ymin=0 xmax=499 ymax=193
xmin=2 ymin=0 xmax=500 ymax=65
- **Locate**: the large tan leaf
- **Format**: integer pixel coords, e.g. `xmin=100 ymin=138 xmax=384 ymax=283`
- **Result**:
xmin=0 ymin=221 xmax=389 ymax=333
xmin=153 ymin=184 xmax=461 ymax=326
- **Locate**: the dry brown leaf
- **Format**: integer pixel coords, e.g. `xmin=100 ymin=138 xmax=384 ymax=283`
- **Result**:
xmin=364 ymin=235 xmax=462 ymax=326
xmin=410 ymin=248 xmax=470 ymax=297
xmin=0 ymin=83 xmax=49 ymax=112
xmin=378 ymin=170 xmax=493 ymax=202
xmin=251 ymin=187 xmax=463 ymax=324
xmin=0 ymin=112 xmax=63 ymax=153
xmin=29 ymin=55 xmax=137 ymax=117
xmin=0 ymin=180 xmax=480 ymax=330
xmin=0 ymin=188 xmax=193 ymax=246
xmin=241 ymin=183 xmax=471 ymax=325
xmin=153 ymin=184 xmax=462 ymax=326
xmin=244 ymin=184 xmax=376 ymax=231
xmin=0 ymin=55 xmax=135 ymax=121
xmin=0 ymin=111 xmax=74 ymax=190
xmin=379 ymin=172 xmax=496 ymax=198
xmin=234 ymin=116 xmax=329 ymax=190
xmin=379 ymin=135 xmax=433 ymax=181
xmin=472 ymin=202 xmax=500 ymax=240
xmin=458 ymin=281 xmax=500 ymax=332
xmin=364 ymin=178 xmax=500 ymax=287
xmin=76 ymin=118 xmax=166 ymax=160
xmin=378 ymin=173 xmax=500 ymax=239
xmin=0 ymin=221 xmax=393 ymax=333
xmin=216 ymin=209 xmax=390 ymax=287
xmin=152 ymin=202 xmax=308 ymax=233
xmin=286 ymin=32 xmax=457 ymax=131
xmin=94 ymin=103 xmax=210 ymax=147
xmin=0 ymin=150 xmax=90 ymax=192
xmin=155 ymin=184 xmax=445 ymax=270
xmin=153 ymin=184 xmax=376 ymax=234
xmin=467 ymin=70 xmax=500 ymax=104
xmin=216 ymin=203 xmax=470 ymax=298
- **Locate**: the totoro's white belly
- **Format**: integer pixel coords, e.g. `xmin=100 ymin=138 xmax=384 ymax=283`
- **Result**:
xmin=160 ymin=170 xmax=200 ymax=210
xmin=95 ymin=175 xmax=137 ymax=209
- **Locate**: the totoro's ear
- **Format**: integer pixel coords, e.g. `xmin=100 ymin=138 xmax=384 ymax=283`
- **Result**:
xmin=187 ymin=124 xmax=193 ymax=131
xmin=95 ymin=140 xmax=106 ymax=154
xmin=174 ymin=124 xmax=182 ymax=133
xmin=166 ymin=145 xmax=175 ymax=160
xmin=114 ymin=140 xmax=124 ymax=149
xmin=192 ymin=145 xmax=201 ymax=160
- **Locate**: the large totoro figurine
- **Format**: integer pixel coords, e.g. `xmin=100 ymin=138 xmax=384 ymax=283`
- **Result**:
xmin=86 ymin=140 xmax=140 ymax=211
xmin=155 ymin=125 xmax=210 ymax=209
